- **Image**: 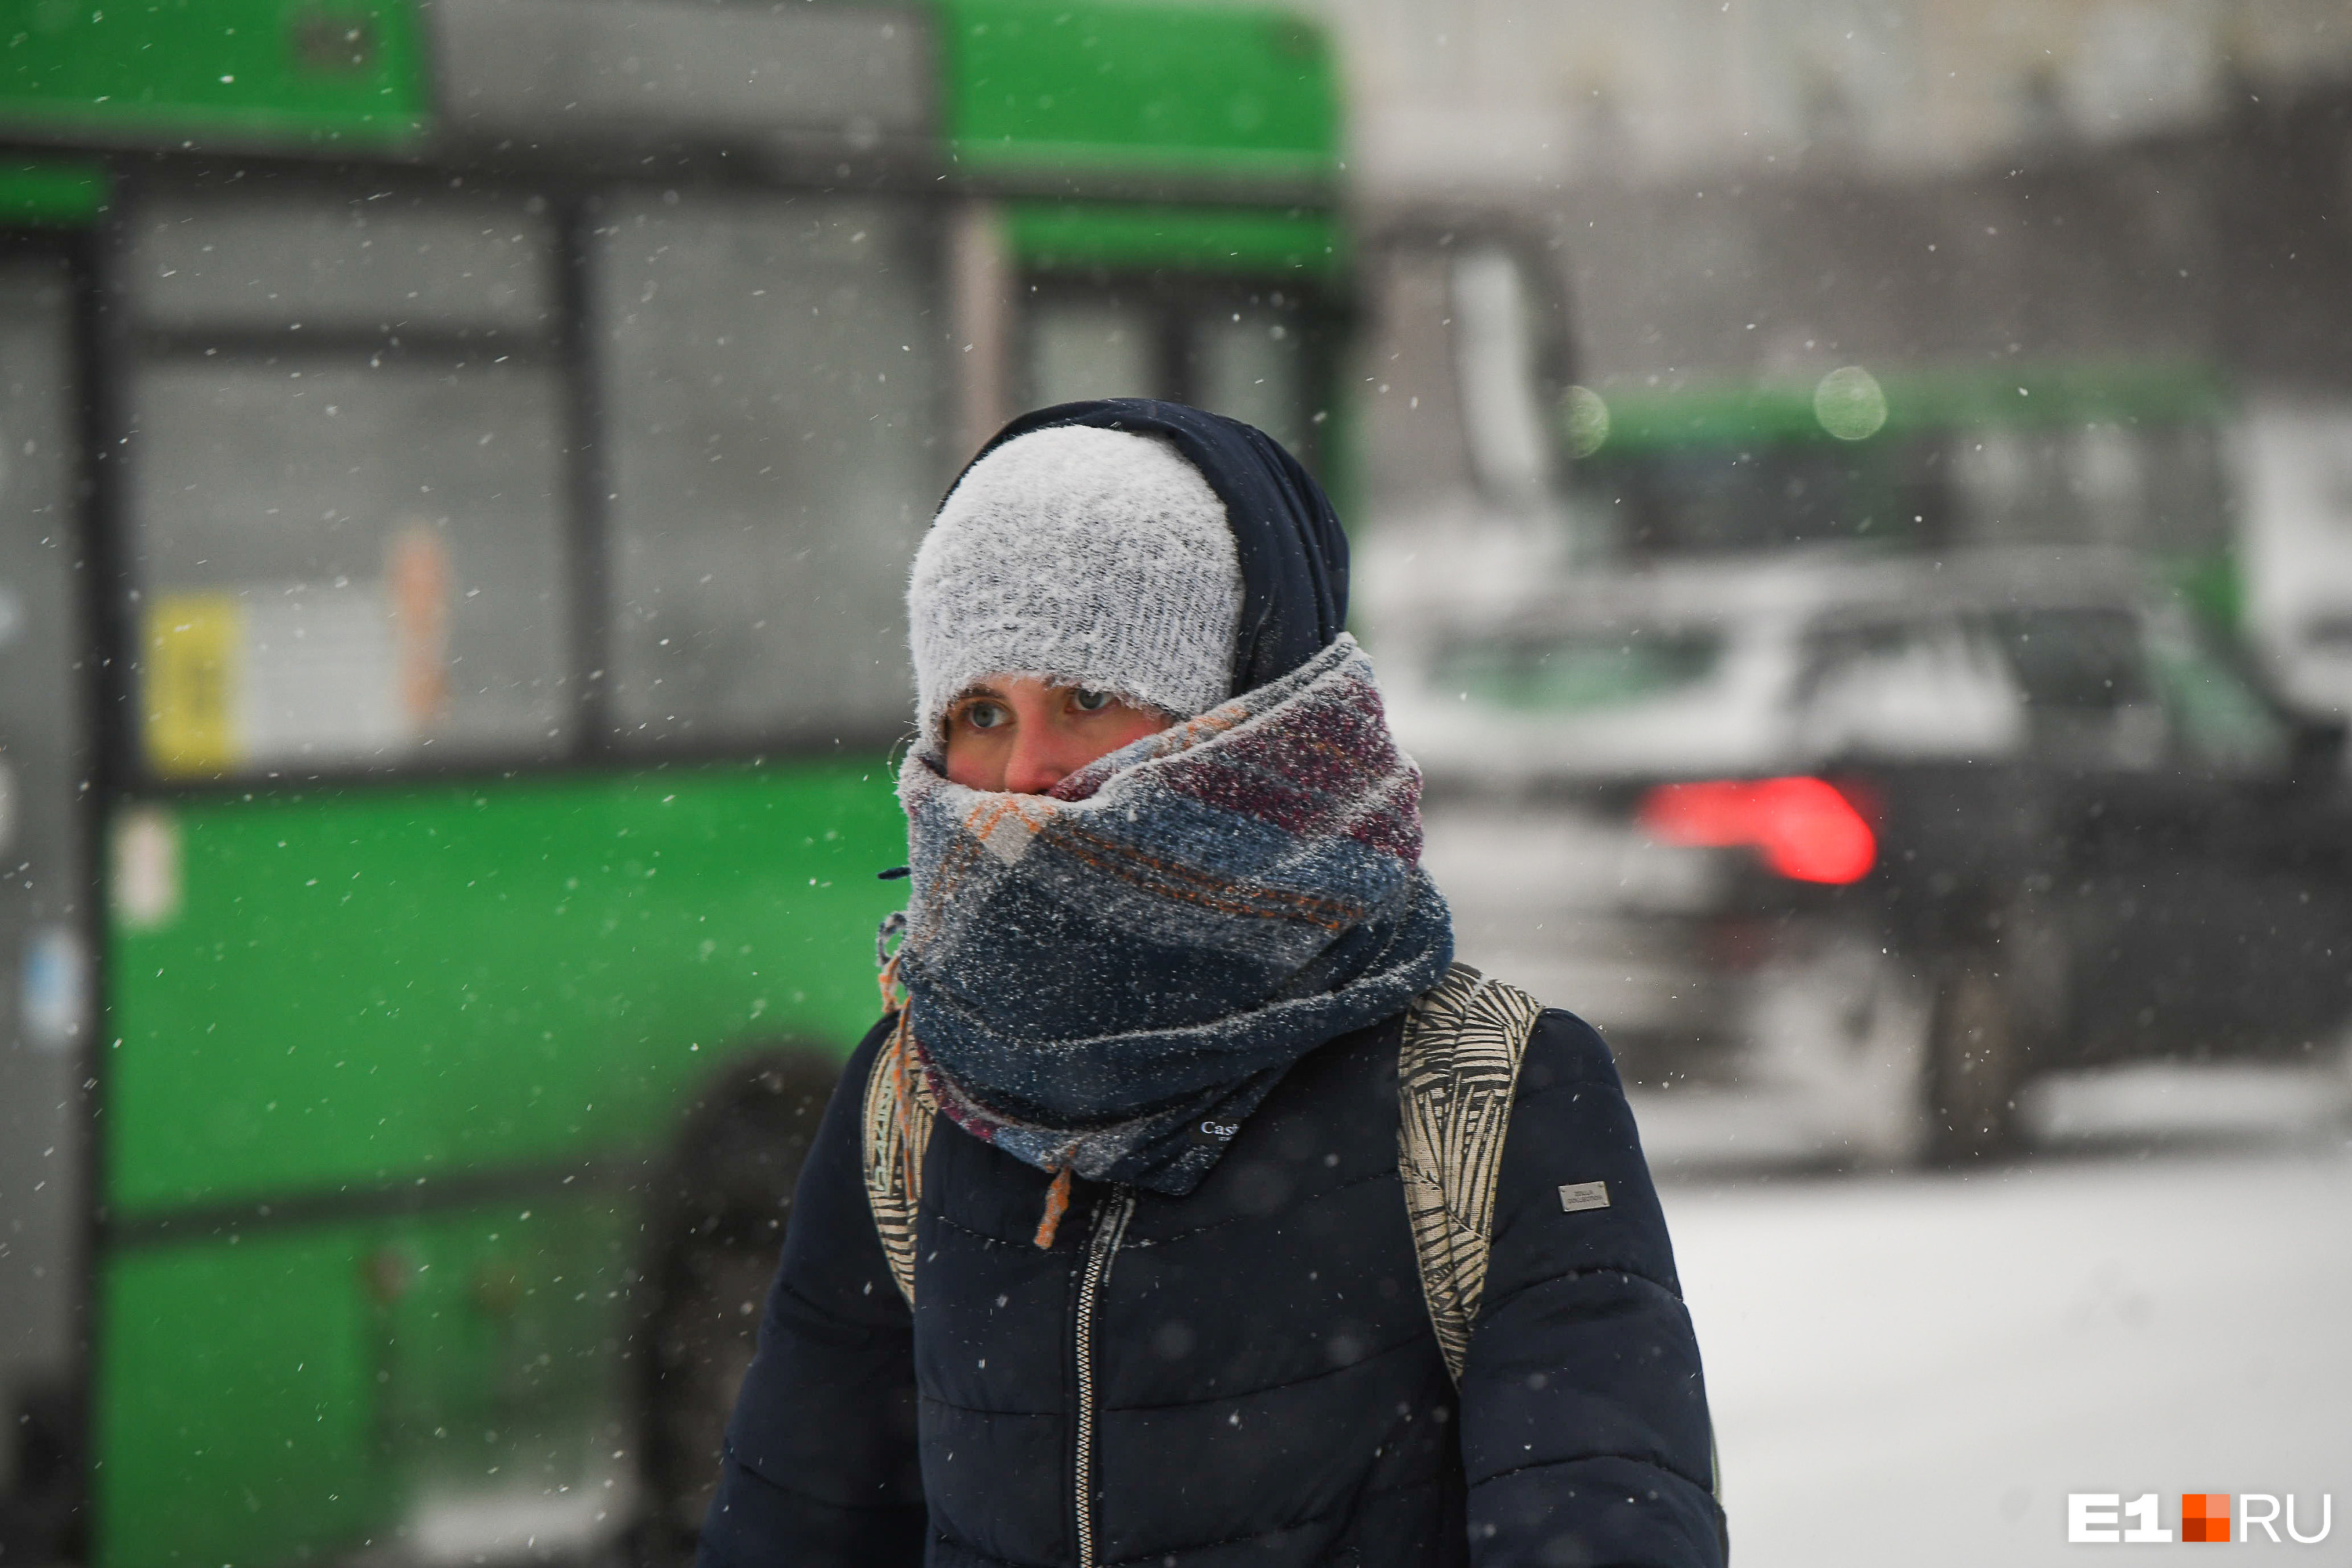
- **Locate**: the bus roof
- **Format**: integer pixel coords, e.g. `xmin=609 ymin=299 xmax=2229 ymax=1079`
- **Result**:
xmin=0 ymin=0 xmax=1339 ymax=198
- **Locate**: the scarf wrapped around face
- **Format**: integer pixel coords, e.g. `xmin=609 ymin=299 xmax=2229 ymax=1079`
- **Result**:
xmin=891 ymin=635 xmax=1454 ymax=1197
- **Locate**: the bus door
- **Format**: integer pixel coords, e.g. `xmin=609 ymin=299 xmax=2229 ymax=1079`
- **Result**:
xmin=0 ymin=252 xmax=89 ymax=1538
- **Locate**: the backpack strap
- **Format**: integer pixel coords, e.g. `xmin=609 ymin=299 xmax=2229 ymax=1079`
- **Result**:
xmin=1398 ymin=960 xmax=1545 ymax=1383
xmin=861 ymin=1014 xmax=936 ymax=1308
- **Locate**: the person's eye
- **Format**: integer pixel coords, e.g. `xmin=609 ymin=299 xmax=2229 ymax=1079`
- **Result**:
xmin=1071 ymin=689 xmax=1114 ymax=713
xmin=959 ymin=700 xmax=1009 ymax=731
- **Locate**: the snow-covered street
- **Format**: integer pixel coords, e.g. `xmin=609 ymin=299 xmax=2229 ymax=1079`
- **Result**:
xmin=1650 ymin=1070 xmax=2352 ymax=1565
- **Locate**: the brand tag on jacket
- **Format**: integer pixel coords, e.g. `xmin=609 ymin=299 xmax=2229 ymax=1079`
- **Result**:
xmin=1558 ymin=1181 xmax=1610 ymax=1214
xmin=1188 ymin=1116 xmax=1240 ymax=1146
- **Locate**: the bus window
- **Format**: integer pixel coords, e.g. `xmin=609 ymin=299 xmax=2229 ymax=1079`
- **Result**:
xmin=130 ymin=190 xmax=552 ymax=336
xmin=1027 ymin=297 xmax=1160 ymax=406
xmin=1022 ymin=285 xmax=1322 ymax=466
xmin=1599 ymin=443 xmax=1882 ymax=556
xmin=597 ymin=194 xmax=946 ymax=749
xmin=125 ymin=188 xmax=572 ymax=777
xmin=1193 ymin=304 xmax=1307 ymax=457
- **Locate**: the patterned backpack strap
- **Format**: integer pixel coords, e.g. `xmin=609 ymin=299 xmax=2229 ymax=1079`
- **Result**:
xmin=1398 ymin=960 xmax=1546 ymax=1383
xmin=861 ymin=1013 xmax=938 ymax=1308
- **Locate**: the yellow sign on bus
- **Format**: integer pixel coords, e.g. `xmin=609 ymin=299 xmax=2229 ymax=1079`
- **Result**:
xmin=143 ymin=593 xmax=242 ymax=776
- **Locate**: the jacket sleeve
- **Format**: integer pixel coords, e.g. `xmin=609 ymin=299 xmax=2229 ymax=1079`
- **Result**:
xmin=697 ymin=1017 xmax=928 ymax=1568
xmin=1457 ymin=1009 xmax=1727 ymax=1568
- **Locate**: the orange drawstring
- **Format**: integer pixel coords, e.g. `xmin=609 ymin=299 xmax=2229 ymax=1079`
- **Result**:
xmin=1034 ymin=1164 xmax=1075 ymax=1249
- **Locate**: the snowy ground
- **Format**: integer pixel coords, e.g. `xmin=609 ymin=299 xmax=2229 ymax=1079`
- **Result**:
xmin=1646 ymin=1066 xmax=2352 ymax=1566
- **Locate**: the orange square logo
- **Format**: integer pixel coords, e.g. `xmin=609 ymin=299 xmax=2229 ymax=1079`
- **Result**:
xmin=2182 ymin=1494 xmax=2232 ymax=1543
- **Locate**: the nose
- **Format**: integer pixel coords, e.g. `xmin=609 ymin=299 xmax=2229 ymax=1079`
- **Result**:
xmin=1001 ymin=727 xmax=1072 ymax=796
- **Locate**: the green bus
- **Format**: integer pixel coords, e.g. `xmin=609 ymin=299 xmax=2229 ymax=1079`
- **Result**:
xmin=0 ymin=3 xmax=1347 ymax=1563
xmin=1559 ymin=361 xmax=2244 ymax=626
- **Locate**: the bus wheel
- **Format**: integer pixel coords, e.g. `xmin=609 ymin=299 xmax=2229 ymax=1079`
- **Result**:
xmin=1925 ymin=951 xmax=2018 ymax=1163
xmin=638 ymin=1051 xmax=840 ymax=1557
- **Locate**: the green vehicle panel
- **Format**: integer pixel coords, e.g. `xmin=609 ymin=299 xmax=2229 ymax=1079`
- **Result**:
xmin=107 ymin=764 xmax=904 ymax=1214
xmin=0 ymin=0 xmax=1340 ymax=189
xmin=99 ymin=764 xmax=906 ymax=1565
xmin=1006 ymin=201 xmax=1342 ymax=281
xmin=0 ymin=157 xmax=107 ymax=224
xmin=100 ymin=1197 xmax=639 ymax=1568
xmin=1581 ymin=361 xmax=2230 ymax=456
xmin=0 ymin=0 xmax=430 ymax=145
xmin=940 ymin=0 xmax=1338 ymax=183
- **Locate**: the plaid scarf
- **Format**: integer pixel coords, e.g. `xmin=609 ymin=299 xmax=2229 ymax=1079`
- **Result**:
xmin=889 ymin=635 xmax=1454 ymax=1199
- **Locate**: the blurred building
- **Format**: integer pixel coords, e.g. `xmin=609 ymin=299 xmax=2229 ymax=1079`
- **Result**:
xmin=1306 ymin=0 xmax=2352 ymax=714
xmin=1319 ymin=0 xmax=2352 ymax=194
xmin=1295 ymin=2 xmax=2352 ymax=1193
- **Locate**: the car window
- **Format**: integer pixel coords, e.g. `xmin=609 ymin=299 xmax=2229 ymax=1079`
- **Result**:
xmin=1795 ymin=616 xmax=2022 ymax=760
xmin=1973 ymin=606 xmax=2169 ymax=766
xmin=2147 ymin=632 xmax=2292 ymax=773
xmin=1975 ymin=604 xmax=2293 ymax=772
xmin=1434 ymin=628 xmax=1722 ymax=712
xmin=1982 ymin=608 xmax=2154 ymax=710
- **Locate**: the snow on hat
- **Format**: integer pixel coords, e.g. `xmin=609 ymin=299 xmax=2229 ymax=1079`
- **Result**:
xmin=908 ymin=424 xmax=1243 ymax=742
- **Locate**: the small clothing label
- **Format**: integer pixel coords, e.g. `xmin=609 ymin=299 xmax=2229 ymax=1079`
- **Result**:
xmin=1188 ymin=1116 xmax=1240 ymax=1146
xmin=1558 ymin=1181 xmax=1610 ymax=1214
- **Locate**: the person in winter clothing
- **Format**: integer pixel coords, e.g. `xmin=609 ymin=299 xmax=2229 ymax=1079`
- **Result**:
xmin=699 ymin=400 xmax=1726 ymax=1568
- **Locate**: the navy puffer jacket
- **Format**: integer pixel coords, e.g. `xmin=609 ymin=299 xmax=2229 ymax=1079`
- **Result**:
xmin=699 ymin=1004 xmax=1726 ymax=1567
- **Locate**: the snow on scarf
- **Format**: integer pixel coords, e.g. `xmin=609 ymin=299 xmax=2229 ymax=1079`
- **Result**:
xmin=889 ymin=634 xmax=1454 ymax=1200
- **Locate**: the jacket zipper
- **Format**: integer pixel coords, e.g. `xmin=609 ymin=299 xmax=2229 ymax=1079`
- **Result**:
xmin=1072 ymin=1185 xmax=1135 ymax=1568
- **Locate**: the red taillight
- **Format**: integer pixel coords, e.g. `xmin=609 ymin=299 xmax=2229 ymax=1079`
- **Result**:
xmin=1637 ymin=776 xmax=1877 ymax=884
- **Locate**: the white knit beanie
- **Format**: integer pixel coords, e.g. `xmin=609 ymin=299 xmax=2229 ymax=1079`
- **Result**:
xmin=909 ymin=426 xmax=1244 ymax=741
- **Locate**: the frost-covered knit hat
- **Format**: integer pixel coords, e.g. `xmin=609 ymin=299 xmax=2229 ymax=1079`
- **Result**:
xmin=909 ymin=425 xmax=1244 ymax=739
